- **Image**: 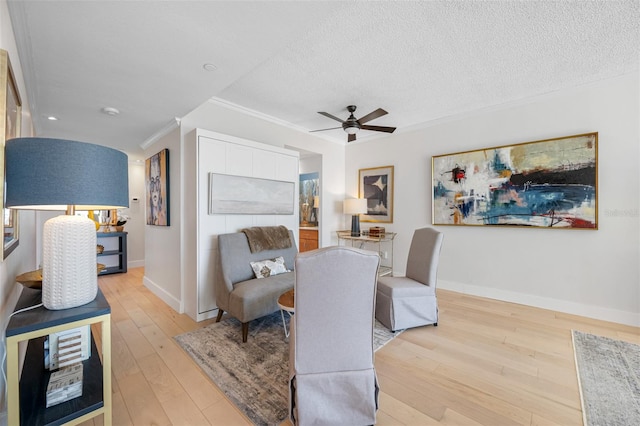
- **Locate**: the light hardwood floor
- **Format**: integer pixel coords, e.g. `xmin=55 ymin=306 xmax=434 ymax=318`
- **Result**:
xmin=82 ymin=267 xmax=639 ymax=425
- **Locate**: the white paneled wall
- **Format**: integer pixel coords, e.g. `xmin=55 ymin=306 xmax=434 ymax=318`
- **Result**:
xmin=184 ymin=129 xmax=299 ymax=321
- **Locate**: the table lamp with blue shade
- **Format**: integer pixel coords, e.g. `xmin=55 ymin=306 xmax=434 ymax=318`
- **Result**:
xmin=5 ymin=137 xmax=129 ymax=310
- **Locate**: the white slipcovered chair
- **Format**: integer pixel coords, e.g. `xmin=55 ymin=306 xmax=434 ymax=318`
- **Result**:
xmin=289 ymin=246 xmax=380 ymax=426
xmin=375 ymin=227 xmax=444 ymax=331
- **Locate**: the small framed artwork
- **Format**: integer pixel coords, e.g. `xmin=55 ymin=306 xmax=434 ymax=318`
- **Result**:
xmin=359 ymin=165 xmax=394 ymax=223
xmin=432 ymin=132 xmax=597 ymax=229
xmin=1 ymin=49 xmax=21 ymax=259
xmin=146 ymin=148 xmax=170 ymax=226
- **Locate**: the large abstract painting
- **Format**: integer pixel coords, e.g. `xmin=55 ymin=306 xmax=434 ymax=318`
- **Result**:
xmin=432 ymin=133 xmax=597 ymax=229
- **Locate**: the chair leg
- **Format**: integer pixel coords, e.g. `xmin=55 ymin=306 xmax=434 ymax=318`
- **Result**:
xmin=242 ymin=322 xmax=249 ymax=342
xmin=216 ymin=309 xmax=224 ymax=322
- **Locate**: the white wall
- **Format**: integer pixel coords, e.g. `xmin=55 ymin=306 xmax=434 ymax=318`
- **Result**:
xmin=346 ymin=72 xmax=640 ymax=326
xmin=122 ymin=162 xmax=145 ymax=269
xmin=143 ymin=127 xmax=182 ymax=312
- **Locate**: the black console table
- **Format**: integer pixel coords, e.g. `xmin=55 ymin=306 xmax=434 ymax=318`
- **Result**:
xmin=5 ymin=288 xmax=112 ymax=425
xmin=97 ymin=231 xmax=127 ymax=275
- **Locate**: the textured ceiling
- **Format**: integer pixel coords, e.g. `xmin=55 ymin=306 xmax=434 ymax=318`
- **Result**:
xmin=8 ymin=1 xmax=639 ymax=160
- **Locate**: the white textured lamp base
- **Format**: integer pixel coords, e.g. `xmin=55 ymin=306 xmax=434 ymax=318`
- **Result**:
xmin=42 ymin=215 xmax=98 ymax=310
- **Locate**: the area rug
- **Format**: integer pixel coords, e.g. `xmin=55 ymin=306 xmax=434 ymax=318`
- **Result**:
xmin=572 ymin=330 xmax=640 ymax=426
xmin=174 ymin=312 xmax=402 ymax=426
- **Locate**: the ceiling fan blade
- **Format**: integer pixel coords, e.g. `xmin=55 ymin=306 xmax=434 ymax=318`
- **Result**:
xmin=360 ymin=124 xmax=396 ymax=133
xmin=348 ymin=133 xmax=357 ymax=142
xmin=310 ymin=126 xmax=342 ymax=132
xmin=357 ymin=108 xmax=388 ymax=124
xmin=318 ymin=111 xmax=345 ymax=123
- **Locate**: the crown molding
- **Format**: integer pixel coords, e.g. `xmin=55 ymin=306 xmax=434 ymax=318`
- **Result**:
xmin=140 ymin=117 xmax=181 ymax=150
xmin=207 ymin=97 xmax=345 ymax=146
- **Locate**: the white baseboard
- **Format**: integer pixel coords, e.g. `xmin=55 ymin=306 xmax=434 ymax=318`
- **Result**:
xmin=128 ymin=260 xmax=144 ymax=269
xmin=143 ymin=275 xmax=183 ymax=314
xmin=438 ymin=279 xmax=640 ymax=327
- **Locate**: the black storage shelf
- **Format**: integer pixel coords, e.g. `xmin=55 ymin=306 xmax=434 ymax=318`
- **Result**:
xmin=97 ymin=231 xmax=127 ymax=275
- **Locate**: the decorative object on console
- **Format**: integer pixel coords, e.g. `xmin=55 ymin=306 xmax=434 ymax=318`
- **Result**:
xmin=432 ymin=132 xmax=598 ymax=229
xmin=45 ymin=363 xmax=83 ymax=408
xmin=115 ymin=212 xmax=129 ymax=232
xmin=45 ymin=325 xmax=91 ymax=370
xmin=312 ymin=195 xmax=320 ymax=224
xmin=87 ymin=211 xmax=100 ymax=231
xmin=343 ymin=198 xmax=367 ymax=237
xmin=15 ymin=264 xmax=107 ymax=290
xmin=5 ymin=137 xmax=129 ymax=310
xmin=359 ymin=165 xmax=394 ymax=223
xmin=146 ymin=148 xmax=170 ymax=225
xmin=368 ymin=226 xmax=386 ymax=237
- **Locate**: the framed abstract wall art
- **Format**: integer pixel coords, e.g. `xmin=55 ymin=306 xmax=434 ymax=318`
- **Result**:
xmin=432 ymin=133 xmax=597 ymax=229
xmin=146 ymin=148 xmax=170 ymax=226
xmin=359 ymin=165 xmax=394 ymax=223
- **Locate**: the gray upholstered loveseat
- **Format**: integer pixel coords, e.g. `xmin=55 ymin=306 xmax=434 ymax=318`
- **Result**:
xmin=216 ymin=228 xmax=297 ymax=342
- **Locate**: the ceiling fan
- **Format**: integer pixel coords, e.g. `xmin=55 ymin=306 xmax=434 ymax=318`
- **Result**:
xmin=311 ymin=105 xmax=396 ymax=142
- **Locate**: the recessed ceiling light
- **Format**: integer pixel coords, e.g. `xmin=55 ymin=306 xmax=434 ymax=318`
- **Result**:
xmin=203 ymin=63 xmax=217 ymax=72
xmin=47 ymin=116 xmax=58 ymax=121
xmin=101 ymin=107 xmax=120 ymax=116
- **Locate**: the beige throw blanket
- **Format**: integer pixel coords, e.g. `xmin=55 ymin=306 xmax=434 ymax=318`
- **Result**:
xmin=241 ymin=226 xmax=292 ymax=253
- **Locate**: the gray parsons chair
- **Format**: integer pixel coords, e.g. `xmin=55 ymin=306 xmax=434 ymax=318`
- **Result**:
xmin=375 ymin=227 xmax=444 ymax=331
xmin=289 ymin=246 xmax=380 ymax=425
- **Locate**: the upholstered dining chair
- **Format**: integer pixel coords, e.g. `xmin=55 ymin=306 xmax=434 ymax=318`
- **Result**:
xmin=289 ymin=246 xmax=380 ymax=426
xmin=375 ymin=227 xmax=444 ymax=331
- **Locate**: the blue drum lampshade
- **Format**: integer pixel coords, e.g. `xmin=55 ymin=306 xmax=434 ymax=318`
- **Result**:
xmin=5 ymin=137 xmax=129 ymax=211
xmin=5 ymin=137 xmax=129 ymax=309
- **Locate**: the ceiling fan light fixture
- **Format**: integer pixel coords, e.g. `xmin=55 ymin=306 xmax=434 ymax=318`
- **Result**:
xmin=314 ymin=105 xmax=394 ymax=142
xmin=345 ymin=125 xmax=359 ymax=135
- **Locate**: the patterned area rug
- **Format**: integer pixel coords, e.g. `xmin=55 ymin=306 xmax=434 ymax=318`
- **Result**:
xmin=174 ymin=312 xmax=401 ymax=426
xmin=572 ymin=330 xmax=640 ymax=426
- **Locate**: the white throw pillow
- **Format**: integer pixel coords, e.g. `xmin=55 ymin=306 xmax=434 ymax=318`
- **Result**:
xmin=250 ymin=256 xmax=290 ymax=279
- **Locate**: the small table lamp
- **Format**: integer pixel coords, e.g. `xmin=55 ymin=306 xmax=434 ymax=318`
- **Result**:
xmin=5 ymin=137 xmax=129 ymax=310
xmin=343 ymin=198 xmax=367 ymax=237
